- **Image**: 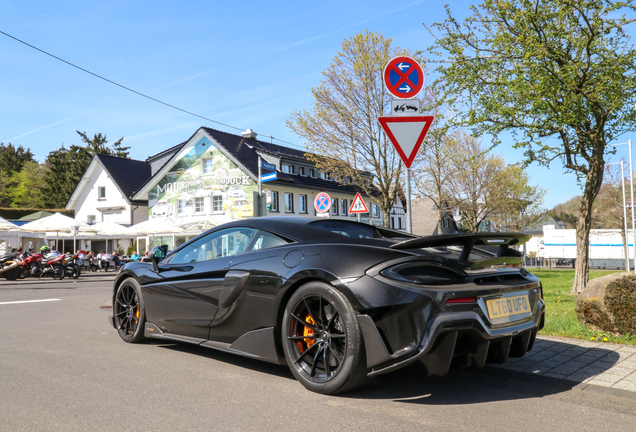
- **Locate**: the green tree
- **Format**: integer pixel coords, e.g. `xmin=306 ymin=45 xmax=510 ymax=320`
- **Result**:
xmin=287 ymin=30 xmax=418 ymax=226
xmin=42 ymin=131 xmax=129 ymax=208
xmin=7 ymin=161 xmax=49 ymax=208
xmin=0 ymin=142 xmax=35 ymax=206
xmin=428 ymin=0 xmax=636 ymax=292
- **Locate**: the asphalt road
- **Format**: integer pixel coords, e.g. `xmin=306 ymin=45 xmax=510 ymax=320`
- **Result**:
xmin=2 ymin=278 xmax=636 ymax=432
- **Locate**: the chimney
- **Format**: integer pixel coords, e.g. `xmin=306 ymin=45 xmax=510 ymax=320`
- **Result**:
xmin=242 ymin=129 xmax=257 ymax=139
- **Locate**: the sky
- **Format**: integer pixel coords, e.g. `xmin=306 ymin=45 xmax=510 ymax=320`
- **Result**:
xmin=1 ymin=0 xmax=635 ymax=209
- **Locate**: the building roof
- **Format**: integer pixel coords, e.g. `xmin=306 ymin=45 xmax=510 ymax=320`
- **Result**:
xmin=95 ymin=154 xmax=152 ymax=202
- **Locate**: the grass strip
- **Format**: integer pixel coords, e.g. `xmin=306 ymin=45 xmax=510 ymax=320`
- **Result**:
xmin=531 ymin=268 xmax=636 ymax=345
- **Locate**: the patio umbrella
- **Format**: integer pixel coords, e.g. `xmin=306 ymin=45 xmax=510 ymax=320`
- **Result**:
xmin=126 ymin=219 xmax=185 ymax=252
xmin=18 ymin=212 xmax=97 ymax=251
xmin=0 ymin=216 xmax=18 ymax=230
xmin=92 ymin=221 xmax=132 ymax=236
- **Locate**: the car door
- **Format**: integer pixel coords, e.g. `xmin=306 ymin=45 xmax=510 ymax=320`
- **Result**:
xmin=141 ymin=227 xmax=258 ymax=339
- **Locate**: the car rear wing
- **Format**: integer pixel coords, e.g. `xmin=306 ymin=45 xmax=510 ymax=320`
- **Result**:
xmin=389 ymin=232 xmax=531 ymax=261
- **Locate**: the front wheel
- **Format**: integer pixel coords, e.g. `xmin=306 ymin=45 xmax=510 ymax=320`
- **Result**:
xmin=113 ymin=278 xmax=146 ymax=343
xmin=51 ymin=264 xmax=65 ymax=280
xmin=67 ymin=264 xmax=81 ymax=279
xmin=281 ymin=282 xmax=368 ymax=394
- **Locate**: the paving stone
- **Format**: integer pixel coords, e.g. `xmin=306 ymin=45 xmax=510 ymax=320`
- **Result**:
xmin=622 ymin=372 xmax=636 ymax=382
xmin=552 ymin=360 xmax=591 ymax=371
xmin=617 ymin=346 xmax=636 ymax=354
xmin=588 ymin=378 xmax=613 ymax=387
xmin=543 ymin=371 xmax=566 ymax=379
xmin=589 ymin=373 xmax=623 ymax=383
xmin=605 ymin=366 xmax=634 ymax=376
xmin=524 ymin=367 xmax=547 ymax=375
xmin=612 ymin=381 xmax=636 ymax=392
xmin=578 ymin=342 xmax=604 ymax=348
xmin=586 ymin=360 xmax=620 ymax=370
xmin=565 ymin=372 xmax=596 ymax=383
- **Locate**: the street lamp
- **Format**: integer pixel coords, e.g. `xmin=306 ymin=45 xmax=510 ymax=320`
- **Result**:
xmin=606 ymin=161 xmax=630 ymax=272
xmin=608 ymin=140 xmax=635 ymax=272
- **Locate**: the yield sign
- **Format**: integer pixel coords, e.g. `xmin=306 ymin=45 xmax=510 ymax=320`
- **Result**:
xmin=349 ymin=192 xmax=369 ymax=214
xmin=378 ymin=116 xmax=434 ymax=168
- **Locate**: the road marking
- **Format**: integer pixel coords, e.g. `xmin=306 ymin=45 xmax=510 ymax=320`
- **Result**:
xmin=0 ymin=298 xmax=61 ymax=305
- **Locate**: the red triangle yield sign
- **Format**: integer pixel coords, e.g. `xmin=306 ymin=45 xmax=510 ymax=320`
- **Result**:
xmin=349 ymin=192 xmax=369 ymax=214
xmin=378 ymin=116 xmax=434 ymax=168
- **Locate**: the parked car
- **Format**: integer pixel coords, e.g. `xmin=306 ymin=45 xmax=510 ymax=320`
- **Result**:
xmin=110 ymin=217 xmax=545 ymax=394
xmin=223 ymin=198 xmax=253 ymax=219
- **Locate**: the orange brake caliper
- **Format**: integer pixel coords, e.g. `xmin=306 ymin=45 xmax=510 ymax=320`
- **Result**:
xmin=296 ymin=315 xmax=316 ymax=353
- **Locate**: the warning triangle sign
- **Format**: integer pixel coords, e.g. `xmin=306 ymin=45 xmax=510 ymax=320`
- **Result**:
xmin=349 ymin=192 xmax=369 ymax=214
xmin=378 ymin=116 xmax=434 ymax=168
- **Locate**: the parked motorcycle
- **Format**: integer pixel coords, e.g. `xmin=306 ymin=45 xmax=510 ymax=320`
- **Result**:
xmin=0 ymin=251 xmax=23 ymax=281
xmin=20 ymin=248 xmax=44 ymax=278
xmin=39 ymin=252 xmax=66 ymax=280
xmin=63 ymin=253 xmax=82 ymax=279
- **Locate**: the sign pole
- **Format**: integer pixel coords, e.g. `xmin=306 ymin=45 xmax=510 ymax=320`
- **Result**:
xmin=622 ymin=160 xmax=630 ymax=272
xmin=630 ymin=139 xmax=635 ymax=273
xmin=406 ymin=168 xmax=412 ymax=234
xmin=258 ymin=155 xmax=262 ymax=217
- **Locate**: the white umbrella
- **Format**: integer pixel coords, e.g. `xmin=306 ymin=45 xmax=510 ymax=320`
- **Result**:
xmin=92 ymin=221 xmax=132 ymax=236
xmin=126 ymin=219 xmax=185 ymax=253
xmin=18 ymin=212 xmax=97 ymax=250
xmin=0 ymin=216 xmax=18 ymax=230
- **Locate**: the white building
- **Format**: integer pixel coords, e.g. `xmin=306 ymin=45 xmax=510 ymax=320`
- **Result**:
xmin=67 ymin=127 xmax=398 ymax=252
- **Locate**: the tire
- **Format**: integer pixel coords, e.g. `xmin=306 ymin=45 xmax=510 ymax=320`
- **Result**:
xmin=51 ymin=264 xmax=65 ymax=280
xmin=113 ymin=278 xmax=146 ymax=343
xmin=2 ymin=266 xmax=21 ymax=281
xmin=19 ymin=266 xmax=30 ymax=279
xmin=281 ymin=282 xmax=368 ymax=394
xmin=69 ymin=264 xmax=81 ymax=279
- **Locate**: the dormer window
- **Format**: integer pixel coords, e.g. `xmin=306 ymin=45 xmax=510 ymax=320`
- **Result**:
xmin=298 ymin=167 xmax=305 ymax=176
xmin=282 ymin=164 xmax=295 ymax=174
xmin=309 ymin=168 xmax=315 ymax=177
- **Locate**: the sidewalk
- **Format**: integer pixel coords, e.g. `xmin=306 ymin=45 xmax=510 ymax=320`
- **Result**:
xmin=496 ymin=335 xmax=636 ymax=392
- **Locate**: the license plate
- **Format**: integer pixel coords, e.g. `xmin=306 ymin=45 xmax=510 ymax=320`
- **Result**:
xmin=486 ymin=295 xmax=530 ymax=319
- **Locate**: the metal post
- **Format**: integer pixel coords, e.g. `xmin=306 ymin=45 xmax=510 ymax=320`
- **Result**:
xmin=406 ymin=168 xmax=412 ymax=234
xmin=258 ymin=155 xmax=262 ymax=217
xmin=630 ymin=140 xmax=635 ymax=272
xmin=622 ymin=161 xmax=630 ymax=272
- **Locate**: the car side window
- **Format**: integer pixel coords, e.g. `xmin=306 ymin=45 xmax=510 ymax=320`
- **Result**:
xmin=247 ymin=230 xmax=291 ymax=251
xmin=168 ymin=227 xmax=257 ymax=264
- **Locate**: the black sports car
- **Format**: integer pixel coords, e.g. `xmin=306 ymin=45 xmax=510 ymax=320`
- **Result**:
xmin=110 ymin=217 xmax=545 ymax=394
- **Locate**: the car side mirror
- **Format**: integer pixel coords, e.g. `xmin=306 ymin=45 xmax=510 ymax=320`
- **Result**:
xmin=149 ymin=245 xmax=168 ymax=272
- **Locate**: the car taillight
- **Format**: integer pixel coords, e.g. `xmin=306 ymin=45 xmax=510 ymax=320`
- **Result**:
xmin=380 ymin=262 xmax=465 ymax=285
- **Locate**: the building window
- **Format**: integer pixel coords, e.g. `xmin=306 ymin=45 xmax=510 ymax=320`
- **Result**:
xmin=341 ymin=199 xmax=348 ymax=216
xmin=398 ymin=217 xmax=402 ymax=229
xmin=309 ymin=168 xmax=315 ymax=177
xmin=271 ymin=191 xmax=279 ymax=212
xmin=299 ymin=195 xmax=307 ymax=213
xmin=203 ymin=159 xmax=213 ymax=174
xmin=87 ymin=215 xmax=96 ymax=224
xmin=332 ymin=198 xmax=339 ymax=215
xmin=178 ymin=200 xmax=186 ymax=214
xmin=298 ymin=167 xmax=305 ymax=176
xmin=285 ymin=193 xmax=294 ymax=213
xmin=212 ymin=196 xmax=223 ymax=212
xmin=372 ymin=204 xmax=380 ymax=218
xmin=194 ymin=197 xmax=204 ymax=213
xmin=97 ymin=187 xmax=106 ymax=199
xmin=282 ymin=164 xmax=295 ymax=174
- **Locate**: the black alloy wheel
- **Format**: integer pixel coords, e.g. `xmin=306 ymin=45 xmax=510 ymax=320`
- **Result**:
xmin=114 ymin=279 xmax=146 ymax=343
xmin=67 ymin=264 xmax=80 ymax=279
xmin=51 ymin=264 xmax=65 ymax=280
xmin=30 ymin=264 xmax=42 ymax=277
xmin=281 ymin=282 xmax=368 ymax=394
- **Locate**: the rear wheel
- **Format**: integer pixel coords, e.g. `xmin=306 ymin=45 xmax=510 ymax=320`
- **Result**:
xmin=2 ymin=266 xmax=21 ymax=281
xmin=114 ymin=278 xmax=146 ymax=343
xmin=68 ymin=264 xmax=81 ymax=279
xmin=19 ymin=266 xmax=30 ymax=279
xmin=281 ymin=282 xmax=368 ymax=394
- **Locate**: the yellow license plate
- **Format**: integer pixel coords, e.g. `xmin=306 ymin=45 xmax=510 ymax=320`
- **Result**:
xmin=486 ymin=295 xmax=530 ymax=319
